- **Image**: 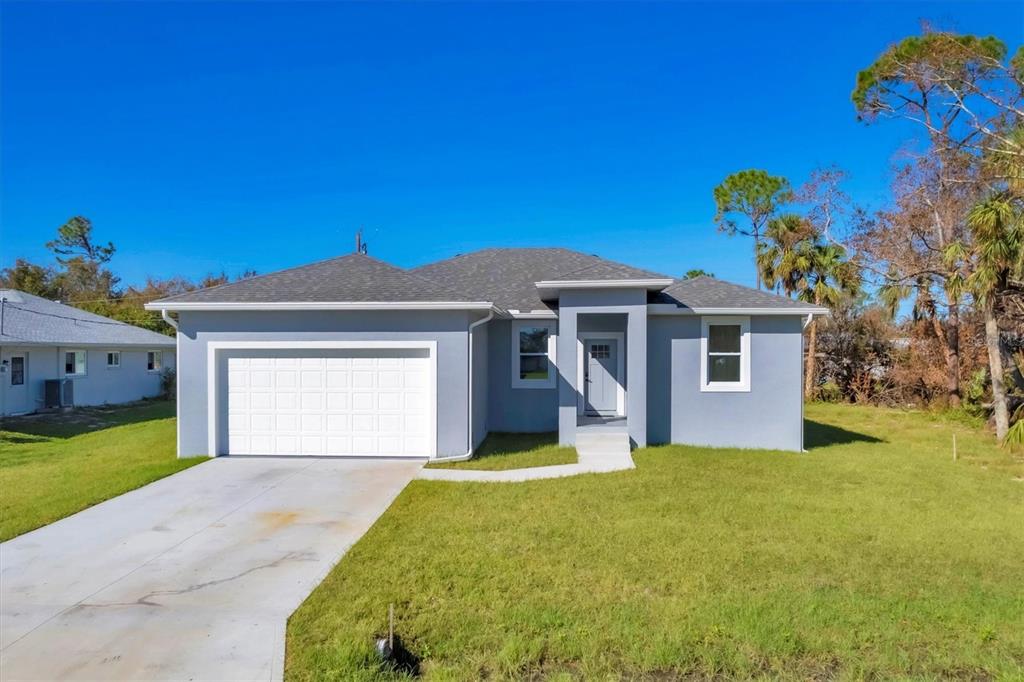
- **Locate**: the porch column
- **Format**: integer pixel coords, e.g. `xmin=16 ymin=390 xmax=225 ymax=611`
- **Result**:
xmin=557 ymin=306 xmax=578 ymax=446
xmin=626 ymin=305 xmax=647 ymax=447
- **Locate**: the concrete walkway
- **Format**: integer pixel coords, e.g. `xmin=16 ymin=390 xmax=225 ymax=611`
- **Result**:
xmin=0 ymin=457 xmax=421 ymax=681
xmin=417 ymin=431 xmax=633 ymax=482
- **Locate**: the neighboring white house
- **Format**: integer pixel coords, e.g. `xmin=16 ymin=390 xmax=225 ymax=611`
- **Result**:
xmin=0 ymin=289 xmax=176 ymax=416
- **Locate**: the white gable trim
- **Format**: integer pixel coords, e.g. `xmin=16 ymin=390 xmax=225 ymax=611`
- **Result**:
xmin=535 ymin=279 xmax=674 ymax=290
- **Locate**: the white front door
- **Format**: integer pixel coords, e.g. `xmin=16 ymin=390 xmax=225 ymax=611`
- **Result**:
xmin=224 ymin=349 xmax=432 ymax=457
xmin=584 ymin=339 xmax=618 ymax=416
xmin=4 ymin=351 xmax=30 ymax=415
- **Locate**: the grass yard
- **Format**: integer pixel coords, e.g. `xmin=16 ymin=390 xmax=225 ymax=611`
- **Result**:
xmin=286 ymin=403 xmax=1024 ymax=681
xmin=0 ymin=400 xmax=204 ymax=541
xmin=424 ymin=432 xmax=576 ymax=471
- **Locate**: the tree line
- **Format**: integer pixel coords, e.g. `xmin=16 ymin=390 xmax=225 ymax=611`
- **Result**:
xmin=713 ymin=26 xmax=1023 ymax=444
xmin=0 ymin=216 xmax=255 ymax=335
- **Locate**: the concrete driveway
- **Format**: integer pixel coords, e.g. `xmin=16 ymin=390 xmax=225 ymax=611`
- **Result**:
xmin=0 ymin=456 xmax=421 ymax=681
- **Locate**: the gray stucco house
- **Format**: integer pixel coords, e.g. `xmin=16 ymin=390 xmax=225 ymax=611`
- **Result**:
xmin=146 ymin=248 xmax=825 ymax=459
xmin=1 ymin=290 xmax=176 ymax=416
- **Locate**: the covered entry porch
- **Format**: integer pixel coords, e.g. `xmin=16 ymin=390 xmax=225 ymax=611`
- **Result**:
xmin=555 ymin=289 xmax=648 ymax=448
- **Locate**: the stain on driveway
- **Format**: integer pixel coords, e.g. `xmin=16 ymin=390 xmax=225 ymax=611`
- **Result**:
xmin=0 ymin=457 xmax=421 ymax=681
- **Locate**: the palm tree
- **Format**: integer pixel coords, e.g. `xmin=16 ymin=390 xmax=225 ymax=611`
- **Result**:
xmin=966 ymin=194 xmax=1023 ymax=440
xmin=759 ymin=214 xmax=861 ymax=398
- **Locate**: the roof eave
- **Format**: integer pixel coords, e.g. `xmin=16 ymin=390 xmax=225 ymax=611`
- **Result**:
xmin=0 ymin=339 xmax=175 ymax=348
xmin=647 ymin=304 xmax=831 ymax=316
xmin=144 ymin=301 xmax=497 ymax=312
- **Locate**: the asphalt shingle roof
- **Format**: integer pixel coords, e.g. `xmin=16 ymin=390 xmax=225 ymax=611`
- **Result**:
xmin=542 ymin=260 xmax=670 ymax=282
xmin=0 ymin=290 xmax=175 ymax=347
xmin=412 ymin=248 xmax=670 ymax=312
xmin=149 ymin=248 xmax=816 ymax=313
xmin=653 ymin=276 xmax=817 ymax=310
xmin=154 ymin=254 xmax=477 ymax=304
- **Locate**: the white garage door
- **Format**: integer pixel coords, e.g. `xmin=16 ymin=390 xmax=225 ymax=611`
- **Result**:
xmin=225 ymin=349 xmax=433 ymax=457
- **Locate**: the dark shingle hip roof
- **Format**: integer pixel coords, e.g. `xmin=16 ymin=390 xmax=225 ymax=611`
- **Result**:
xmin=652 ymin=276 xmax=821 ymax=311
xmin=151 ymin=254 xmax=480 ymax=305
xmin=148 ymin=247 xmax=820 ymax=314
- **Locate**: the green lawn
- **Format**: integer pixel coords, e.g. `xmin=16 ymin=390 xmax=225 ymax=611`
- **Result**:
xmin=286 ymin=403 xmax=1024 ymax=680
xmin=424 ymin=432 xmax=577 ymax=471
xmin=0 ymin=400 xmax=204 ymax=541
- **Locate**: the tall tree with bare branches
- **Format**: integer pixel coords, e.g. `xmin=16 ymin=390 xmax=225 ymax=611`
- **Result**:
xmin=852 ymin=27 xmax=1023 ymax=406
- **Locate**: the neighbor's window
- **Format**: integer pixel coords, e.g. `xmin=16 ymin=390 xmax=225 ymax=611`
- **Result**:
xmin=512 ymin=321 xmax=556 ymax=389
xmin=10 ymin=356 xmax=25 ymax=386
xmin=106 ymin=351 xmax=121 ymax=368
xmin=65 ymin=350 xmax=87 ymax=376
xmin=700 ymin=316 xmax=750 ymax=392
xmin=147 ymin=351 xmax=163 ymax=372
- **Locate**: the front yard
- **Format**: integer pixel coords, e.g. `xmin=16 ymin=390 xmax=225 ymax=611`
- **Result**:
xmin=3 ymin=400 xmax=1022 ymax=678
xmin=286 ymin=403 xmax=1024 ymax=680
xmin=0 ymin=400 xmax=203 ymax=541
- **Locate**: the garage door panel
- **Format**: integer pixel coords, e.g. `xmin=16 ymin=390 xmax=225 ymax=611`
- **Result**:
xmin=278 ymin=392 xmax=299 ymax=409
xmin=326 ymin=371 xmax=349 ymax=388
xmin=225 ymin=349 xmax=432 ymax=457
xmin=352 ymin=392 xmax=374 ymax=410
xmin=325 ymin=392 xmax=349 ymax=410
xmin=378 ymin=392 xmax=401 ymax=410
xmin=326 ymin=414 xmax=349 ymax=432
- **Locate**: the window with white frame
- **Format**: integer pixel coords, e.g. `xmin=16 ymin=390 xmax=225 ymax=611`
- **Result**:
xmin=700 ymin=316 xmax=750 ymax=392
xmin=106 ymin=351 xmax=121 ymax=368
xmin=64 ymin=350 xmax=87 ymax=376
xmin=147 ymin=351 xmax=162 ymax=372
xmin=511 ymin=321 xmax=556 ymax=389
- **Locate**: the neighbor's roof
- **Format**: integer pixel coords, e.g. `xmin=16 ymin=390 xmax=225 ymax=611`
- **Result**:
xmin=151 ymin=254 xmax=481 ymax=306
xmin=653 ymin=276 xmax=819 ymax=311
xmin=0 ymin=290 xmax=175 ymax=347
xmin=147 ymin=247 xmax=818 ymax=314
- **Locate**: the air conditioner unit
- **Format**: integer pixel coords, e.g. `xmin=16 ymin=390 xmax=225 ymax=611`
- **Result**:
xmin=44 ymin=379 xmax=74 ymax=408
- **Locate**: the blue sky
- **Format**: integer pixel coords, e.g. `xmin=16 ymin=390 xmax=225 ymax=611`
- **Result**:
xmin=2 ymin=1 xmax=1021 ymax=289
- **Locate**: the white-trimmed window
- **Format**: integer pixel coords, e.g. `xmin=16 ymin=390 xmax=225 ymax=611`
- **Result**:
xmin=700 ymin=316 xmax=750 ymax=392
xmin=106 ymin=351 xmax=121 ymax=368
xmin=147 ymin=351 xmax=163 ymax=372
xmin=511 ymin=321 xmax=556 ymax=389
xmin=64 ymin=350 xmax=87 ymax=376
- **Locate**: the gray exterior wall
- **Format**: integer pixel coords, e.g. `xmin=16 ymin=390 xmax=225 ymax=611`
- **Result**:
xmin=175 ymin=310 xmax=474 ymax=458
xmin=647 ymin=314 xmax=803 ymax=451
xmin=486 ymin=318 xmax=558 ymax=433
xmin=0 ymin=345 xmax=174 ymax=416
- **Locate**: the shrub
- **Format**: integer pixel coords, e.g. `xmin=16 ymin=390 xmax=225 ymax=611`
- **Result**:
xmin=159 ymin=368 xmax=176 ymax=400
